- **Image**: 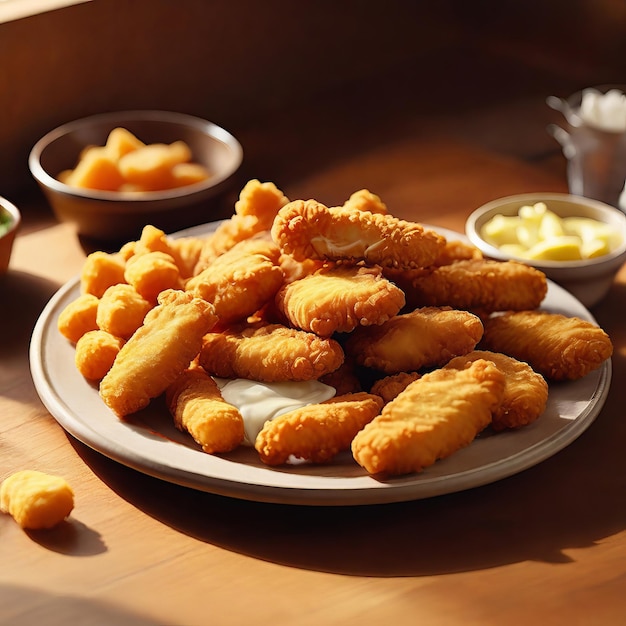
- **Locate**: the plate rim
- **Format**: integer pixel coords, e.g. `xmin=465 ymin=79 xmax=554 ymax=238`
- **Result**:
xmin=28 ymin=223 xmax=612 ymax=506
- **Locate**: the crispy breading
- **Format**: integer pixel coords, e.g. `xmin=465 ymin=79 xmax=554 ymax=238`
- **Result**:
xmin=80 ymin=251 xmax=126 ymax=298
xmin=255 ymin=392 xmax=383 ymax=466
xmin=319 ymin=356 xmax=363 ymax=395
xmin=445 ymin=350 xmax=548 ymax=430
xmin=480 ymin=310 xmax=613 ymax=381
xmin=370 ymin=371 xmax=421 ymax=404
xmin=96 ymin=283 xmax=153 ymax=339
xmin=352 ymin=359 xmax=506 ymax=476
xmin=185 ymin=238 xmax=284 ymax=325
xmin=124 ymin=251 xmax=183 ymax=303
xmin=57 ymin=293 xmax=100 ymax=343
xmin=275 ymin=263 xmax=406 ymax=337
xmin=339 ymin=188 xmax=388 ymax=214
xmin=394 ymin=258 xmax=548 ymax=312
xmin=75 ymin=329 xmax=125 ymax=381
xmin=344 ymin=306 xmax=484 ymax=374
xmin=270 ymin=199 xmax=446 ymax=269
xmin=198 ymin=323 xmax=344 ymax=382
xmin=165 ymin=367 xmax=244 ymax=454
xmin=99 ymin=289 xmax=218 ymax=416
xmin=194 ymin=179 xmax=289 ymax=271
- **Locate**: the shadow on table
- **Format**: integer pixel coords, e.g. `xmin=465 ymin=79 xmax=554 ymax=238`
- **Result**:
xmin=75 ymin=385 xmax=626 ymax=578
xmin=0 ymin=584 xmax=159 ymax=626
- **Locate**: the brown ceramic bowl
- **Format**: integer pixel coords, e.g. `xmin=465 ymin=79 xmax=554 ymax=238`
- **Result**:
xmin=0 ymin=197 xmax=21 ymax=275
xmin=466 ymin=192 xmax=626 ymax=308
xmin=28 ymin=110 xmax=243 ymax=242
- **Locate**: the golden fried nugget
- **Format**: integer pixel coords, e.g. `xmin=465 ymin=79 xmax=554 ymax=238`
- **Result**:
xmin=352 ymin=359 xmax=506 ymax=476
xmin=133 ymin=224 xmax=203 ymax=279
xmin=199 ymin=323 xmax=344 ymax=382
xmin=255 ymin=392 xmax=383 ymax=466
xmin=124 ymin=250 xmax=182 ymax=303
xmin=75 ymin=329 xmax=125 ymax=381
xmin=277 ymin=253 xmax=326 ymax=284
xmin=275 ymin=264 xmax=406 ymax=337
xmin=397 ymin=258 xmax=548 ymax=312
xmin=370 ymin=371 xmax=421 ymax=404
xmin=344 ymin=306 xmax=484 ymax=374
xmin=99 ymin=289 xmax=218 ymax=416
xmin=1 ymin=470 xmax=74 ymax=530
xmin=186 ymin=238 xmax=284 ymax=325
xmin=80 ymin=251 xmax=126 ymax=298
xmin=319 ymin=357 xmax=363 ymax=395
xmin=445 ymin=350 xmax=548 ymax=430
xmin=480 ymin=310 xmax=613 ymax=381
xmin=340 ymin=189 xmax=388 ymax=214
xmin=96 ymin=284 xmax=153 ymax=339
xmin=165 ymin=368 xmax=244 ymax=454
xmin=194 ymin=179 xmax=289 ymax=271
xmin=271 ymin=199 xmax=446 ymax=269
xmin=57 ymin=293 xmax=100 ymax=343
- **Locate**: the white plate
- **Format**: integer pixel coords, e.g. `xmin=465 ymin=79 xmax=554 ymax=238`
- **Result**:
xmin=29 ymin=224 xmax=611 ymax=505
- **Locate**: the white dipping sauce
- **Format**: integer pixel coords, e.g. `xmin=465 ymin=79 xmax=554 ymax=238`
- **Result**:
xmin=214 ymin=378 xmax=336 ymax=445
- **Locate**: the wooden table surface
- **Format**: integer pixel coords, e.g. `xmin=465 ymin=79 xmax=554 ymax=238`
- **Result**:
xmin=2 ymin=46 xmax=626 ymax=626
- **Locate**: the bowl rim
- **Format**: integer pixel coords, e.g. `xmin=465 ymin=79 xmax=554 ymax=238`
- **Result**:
xmin=0 ymin=196 xmax=22 ymax=238
xmin=465 ymin=192 xmax=626 ymax=269
xmin=28 ymin=110 xmax=243 ymax=202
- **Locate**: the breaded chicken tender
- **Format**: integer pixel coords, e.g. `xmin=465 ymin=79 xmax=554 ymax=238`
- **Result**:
xmin=445 ymin=350 xmax=548 ymax=430
xmin=344 ymin=306 xmax=484 ymax=374
xmin=194 ymin=179 xmax=289 ymax=271
xmin=185 ymin=238 xmax=284 ymax=325
xmin=57 ymin=293 xmax=100 ymax=343
xmin=75 ymin=329 xmax=125 ymax=381
xmin=96 ymin=284 xmax=153 ymax=339
xmin=480 ymin=310 xmax=613 ymax=381
xmin=165 ymin=367 xmax=244 ymax=454
xmin=80 ymin=251 xmax=126 ymax=298
xmin=124 ymin=251 xmax=182 ymax=303
xmin=99 ymin=289 xmax=218 ymax=416
xmin=395 ymin=258 xmax=548 ymax=312
xmin=352 ymin=359 xmax=506 ymax=476
xmin=271 ymin=199 xmax=446 ymax=269
xmin=255 ymin=392 xmax=383 ymax=466
xmin=199 ymin=323 xmax=344 ymax=382
xmin=275 ymin=264 xmax=406 ymax=337
xmin=370 ymin=371 xmax=421 ymax=404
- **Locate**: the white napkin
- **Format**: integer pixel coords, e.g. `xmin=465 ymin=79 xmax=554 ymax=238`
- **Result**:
xmin=579 ymin=88 xmax=626 ymax=132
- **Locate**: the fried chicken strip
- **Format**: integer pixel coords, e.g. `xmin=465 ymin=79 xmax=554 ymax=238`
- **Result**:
xmin=255 ymin=392 xmax=383 ymax=466
xmin=394 ymin=258 xmax=548 ymax=312
xmin=185 ymin=237 xmax=284 ymax=325
xmin=99 ymin=289 xmax=218 ymax=416
xmin=165 ymin=367 xmax=244 ymax=453
xmin=344 ymin=306 xmax=484 ymax=374
xmin=445 ymin=350 xmax=548 ymax=430
xmin=199 ymin=323 xmax=345 ymax=382
xmin=194 ymin=179 xmax=289 ymax=271
xmin=480 ymin=310 xmax=613 ymax=381
xmin=352 ymin=359 xmax=506 ymax=476
xmin=275 ymin=263 xmax=406 ymax=337
xmin=271 ymin=199 xmax=446 ymax=269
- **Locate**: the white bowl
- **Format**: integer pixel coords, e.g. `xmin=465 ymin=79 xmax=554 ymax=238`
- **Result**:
xmin=29 ymin=110 xmax=243 ymax=243
xmin=0 ymin=197 xmax=21 ymax=275
xmin=465 ymin=192 xmax=626 ymax=308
